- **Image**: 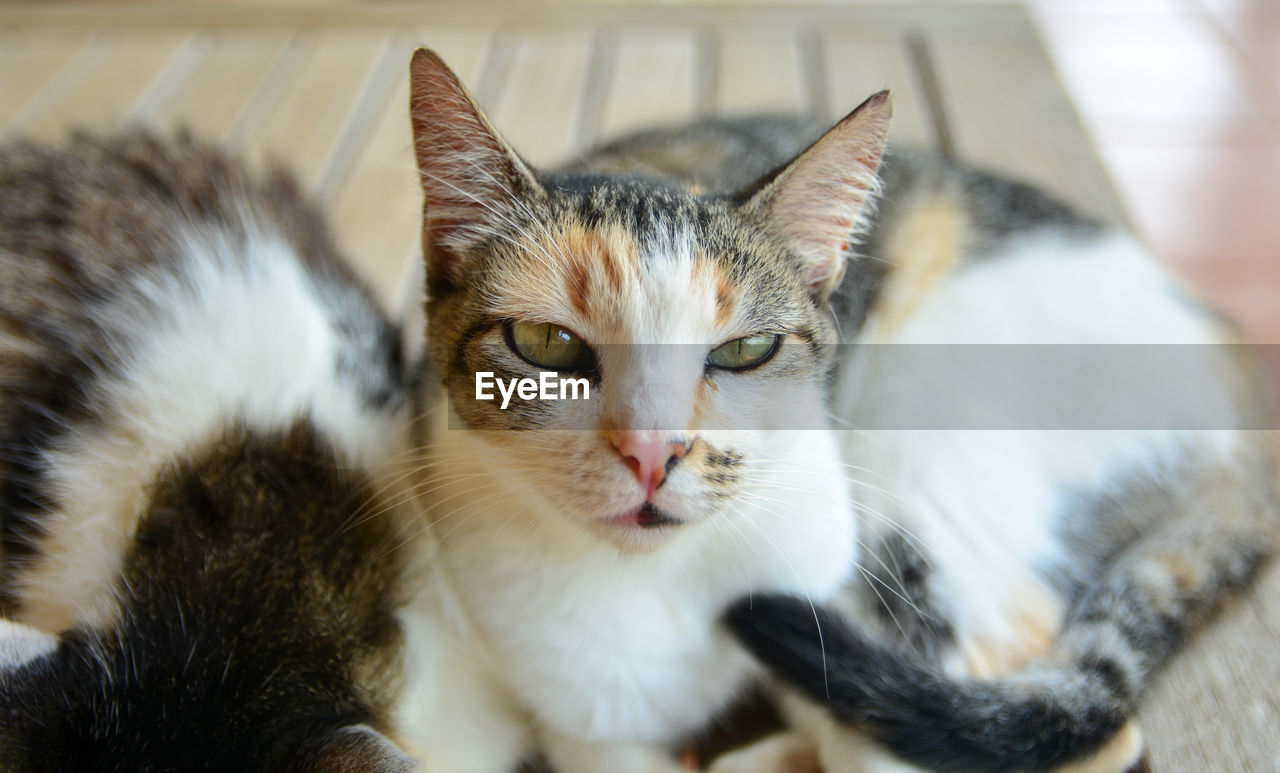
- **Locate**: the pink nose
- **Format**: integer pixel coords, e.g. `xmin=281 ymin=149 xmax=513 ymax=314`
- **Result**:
xmin=607 ymin=430 xmax=688 ymax=498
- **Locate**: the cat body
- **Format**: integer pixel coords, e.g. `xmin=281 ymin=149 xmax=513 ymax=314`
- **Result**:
xmin=1 ymin=45 xmax=1272 ymax=773
xmin=410 ymin=48 xmax=1278 ymax=773
xmin=0 ymin=132 xmax=430 ymax=770
xmin=406 ymin=52 xmax=878 ymax=772
xmin=718 ymin=129 xmax=1280 ymax=771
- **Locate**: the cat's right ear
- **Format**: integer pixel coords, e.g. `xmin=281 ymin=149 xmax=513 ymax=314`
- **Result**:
xmin=409 ymin=49 xmax=541 ymax=292
xmin=740 ymin=91 xmax=892 ymax=301
xmin=307 ymin=724 xmax=417 ymax=773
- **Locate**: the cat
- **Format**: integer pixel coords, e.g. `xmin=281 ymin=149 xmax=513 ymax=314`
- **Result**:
xmin=3 ymin=45 xmax=1271 ymax=773
xmin=0 ymin=130 xmax=429 ymax=770
xmin=405 ymin=48 xmax=872 ymax=773
xmin=710 ymin=126 xmax=1280 ymax=770
xmin=406 ymin=47 xmax=1279 ymax=773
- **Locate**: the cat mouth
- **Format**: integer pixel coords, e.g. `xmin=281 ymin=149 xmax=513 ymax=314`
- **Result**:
xmin=607 ymin=503 xmax=683 ymax=529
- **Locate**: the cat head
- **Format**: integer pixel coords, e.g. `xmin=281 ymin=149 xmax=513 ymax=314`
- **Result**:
xmin=409 ymin=49 xmax=889 ymax=551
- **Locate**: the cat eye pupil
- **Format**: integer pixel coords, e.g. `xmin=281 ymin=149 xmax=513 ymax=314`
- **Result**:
xmin=507 ymin=320 xmax=591 ymax=370
xmin=706 ymin=334 xmax=779 ymax=371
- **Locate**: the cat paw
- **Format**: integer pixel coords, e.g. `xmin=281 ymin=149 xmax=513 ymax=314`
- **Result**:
xmin=706 ymin=732 xmax=821 ymax=773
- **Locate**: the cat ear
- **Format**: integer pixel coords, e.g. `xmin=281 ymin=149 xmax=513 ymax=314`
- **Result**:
xmin=308 ymin=724 xmax=416 ymax=773
xmin=742 ymin=91 xmax=892 ymax=300
xmin=409 ymin=48 xmax=542 ymax=291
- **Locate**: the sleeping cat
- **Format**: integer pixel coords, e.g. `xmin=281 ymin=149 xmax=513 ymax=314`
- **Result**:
xmin=0 ymin=131 xmax=427 ymax=770
xmin=407 ymin=47 xmax=1279 ymax=773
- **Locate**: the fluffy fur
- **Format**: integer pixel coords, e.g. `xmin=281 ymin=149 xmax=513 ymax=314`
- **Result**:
xmin=725 ymin=136 xmax=1280 ymax=771
xmin=0 ymin=132 xmax=420 ymax=770
xmin=408 ymin=48 xmax=1279 ymax=773
xmin=3 ymin=47 xmax=1273 ymax=773
xmin=406 ymin=50 xmax=884 ymax=772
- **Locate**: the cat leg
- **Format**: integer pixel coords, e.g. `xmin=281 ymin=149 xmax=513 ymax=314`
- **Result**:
xmin=540 ymin=728 xmax=695 ymax=773
xmin=393 ymin=604 xmax=532 ymax=773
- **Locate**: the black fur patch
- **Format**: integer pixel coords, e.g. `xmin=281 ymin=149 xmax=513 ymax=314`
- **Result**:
xmin=0 ymin=130 xmax=404 ymax=611
xmin=725 ymin=595 xmax=1127 ymax=772
xmin=0 ymin=422 xmax=407 ymax=772
xmin=865 ymin=532 xmax=955 ymax=661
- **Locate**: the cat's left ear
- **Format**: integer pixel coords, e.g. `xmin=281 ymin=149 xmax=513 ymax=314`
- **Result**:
xmin=742 ymin=91 xmax=892 ymax=300
xmin=408 ymin=48 xmax=543 ymax=293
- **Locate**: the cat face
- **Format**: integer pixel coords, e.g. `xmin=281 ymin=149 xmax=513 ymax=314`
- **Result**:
xmin=409 ymin=50 xmax=889 ymax=551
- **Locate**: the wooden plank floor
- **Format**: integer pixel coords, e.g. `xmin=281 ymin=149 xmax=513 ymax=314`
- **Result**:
xmin=0 ymin=3 xmax=1126 ymax=311
xmin=1 ymin=4 xmax=1274 ymax=771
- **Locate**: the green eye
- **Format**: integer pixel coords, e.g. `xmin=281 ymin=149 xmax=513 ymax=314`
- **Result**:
xmin=506 ymin=321 xmax=592 ymax=370
xmin=706 ymin=334 xmax=780 ymax=371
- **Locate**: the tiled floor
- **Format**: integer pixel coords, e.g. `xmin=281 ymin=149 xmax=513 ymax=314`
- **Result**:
xmin=1029 ymin=0 xmax=1280 ymax=343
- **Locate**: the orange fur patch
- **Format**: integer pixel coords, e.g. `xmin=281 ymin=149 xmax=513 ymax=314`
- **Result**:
xmin=1155 ymin=552 xmax=1204 ymax=593
xmin=959 ymin=579 xmax=1063 ymax=678
xmin=563 ymin=252 xmax=591 ymax=316
xmin=714 ymin=276 xmax=735 ymax=328
xmin=558 ymin=225 xmax=636 ymax=298
xmin=691 ymin=251 xmax=736 ymax=329
xmin=498 ymin=223 xmax=643 ymax=327
xmin=873 ymin=193 xmax=969 ymax=332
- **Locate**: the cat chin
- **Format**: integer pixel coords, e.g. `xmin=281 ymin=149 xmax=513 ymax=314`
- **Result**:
xmin=592 ymin=504 xmax=690 ymax=552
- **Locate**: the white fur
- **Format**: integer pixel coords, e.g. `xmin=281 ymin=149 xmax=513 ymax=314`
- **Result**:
xmin=419 ymin=233 xmax=858 ymax=772
xmin=807 ymin=232 xmax=1244 ymax=769
xmin=13 ymin=226 xmax=403 ymax=634
xmin=836 ymin=234 xmax=1242 ymax=659
xmin=0 ymin=618 xmax=59 ymax=672
xmin=423 ymin=418 xmax=854 ymax=772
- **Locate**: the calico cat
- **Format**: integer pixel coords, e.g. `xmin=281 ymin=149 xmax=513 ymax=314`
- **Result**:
xmin=406 ymin=49 xmax=870 ymax=773
xmin=407 ymin=47 xmax=1279 ymax=773
xmin=3 ymin=46 xmax=1270 ymax=773
xmin=716 ymin=146 xmax=1280 ymax=770
xmin=709 ymin=129 xmax=1280 ymax=769
xmin=0 ymin=132 xmax=422 ymax=770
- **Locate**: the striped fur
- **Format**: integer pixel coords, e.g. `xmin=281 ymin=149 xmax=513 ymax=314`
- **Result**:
xmin=463 ymin=86 xmax=1280 ymax=771
xmin=720 ymin=131 xmax=1280 ymax=770
xmin=0 ymin=131 xmax=420 ymax=771
xmin=407 ymin=49 xmax=1279 ymax=771
xmin=407 ymin=50 xmax=886 ymax=773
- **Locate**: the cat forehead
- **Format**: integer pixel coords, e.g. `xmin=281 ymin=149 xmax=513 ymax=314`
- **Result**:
xmin=474 ymin=183 xmax=798 ymax=338
xmin=482 ymin=217 xmax=725 ymax=338
xmin=546 ymin=174 xmax=725 ymax=242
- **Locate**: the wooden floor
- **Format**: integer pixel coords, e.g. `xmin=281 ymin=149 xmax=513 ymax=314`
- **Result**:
xmin=0 ymin=2 xmax=1126 ymax=312
xmin=1 ymin=3 xmax=1276 ymax=772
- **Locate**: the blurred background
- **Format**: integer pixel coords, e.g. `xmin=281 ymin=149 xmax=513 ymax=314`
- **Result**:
xmin=2 ymin=0 xmax=1275 ymax=342
xmin=0 ymin=0 xmax=1277 ymax=769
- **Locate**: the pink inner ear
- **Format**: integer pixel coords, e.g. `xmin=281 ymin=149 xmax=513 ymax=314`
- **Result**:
xmin=408 ymin=50 xmax=531 ymax=263
xmin=761 ymin=92 xmax=892 ymax=293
